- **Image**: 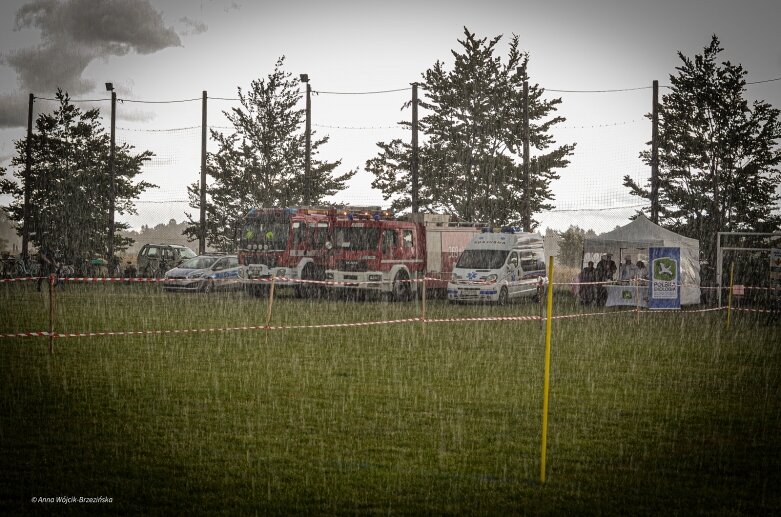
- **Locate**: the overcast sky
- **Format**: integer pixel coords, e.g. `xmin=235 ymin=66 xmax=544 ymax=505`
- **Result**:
xmin=1 ymin=0 xmax=779 ymax=232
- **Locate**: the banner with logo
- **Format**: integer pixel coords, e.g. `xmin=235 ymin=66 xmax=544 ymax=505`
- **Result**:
xmin=649 ymin=247 xmax=681 ymax=310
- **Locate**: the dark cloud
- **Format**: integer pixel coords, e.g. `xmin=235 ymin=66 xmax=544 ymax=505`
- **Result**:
xmin=0 ymin=0 xmax=181 ymax=127
xmin=13 ymin=0 xmax=181 ymax=55
xmin=180 ymin=16 xmax=208 ymax=36
xmin=0 ymin=93 xmax=30 ymax=128
xmin=5 ymin=43 xmax=94 ymax=95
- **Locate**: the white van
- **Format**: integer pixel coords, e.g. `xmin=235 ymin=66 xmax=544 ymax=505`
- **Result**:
xmin=447 ymin=229 xmax=547 ymax=305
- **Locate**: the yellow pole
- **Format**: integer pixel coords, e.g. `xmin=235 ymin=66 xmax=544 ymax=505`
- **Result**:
xmin=48 ymin=273 xmax=55 ymax=355
xmin=540 ymin=256 xmax=554 ymax=484
xmin=726 ymin=262 xmax=734 ymax=329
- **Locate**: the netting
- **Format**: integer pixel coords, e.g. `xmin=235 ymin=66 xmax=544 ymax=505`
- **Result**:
xmin=101 ymin=88 xmax=656 ymax=239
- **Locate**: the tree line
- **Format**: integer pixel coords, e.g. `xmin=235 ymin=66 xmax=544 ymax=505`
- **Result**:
xmin=1 ymin=30 xmax=779 ymax=285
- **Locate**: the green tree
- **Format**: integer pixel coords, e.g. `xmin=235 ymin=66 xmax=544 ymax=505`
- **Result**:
xmin=186 ymin=57 xmax=355 ymax=251
xmin=624 ymin=36 xmax=781 ymax=284
xmin=367 ymin=28 xmax=574 ymax=226
xmin=558 ymin=225 xmax=596 ymax=268
xmin=0 ymin=90 xmax=154 ymax=265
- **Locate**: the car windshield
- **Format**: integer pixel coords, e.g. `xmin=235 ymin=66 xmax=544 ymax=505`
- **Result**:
xmin=334 ymin=227 xmax=380 ymax=251
xmin=179 ymin=248 xmax=196 ymax=259
xmin=456 ymin=249 xmax=509 ymax=270
xmin=180 ymin=257 xmax=219 ymax=269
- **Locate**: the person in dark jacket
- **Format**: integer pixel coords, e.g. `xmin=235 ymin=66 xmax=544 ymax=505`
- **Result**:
xmin=36 ymin=248 xmax=54 ymax=291
xmin=580 ymin=261 xmax=597 ymax=305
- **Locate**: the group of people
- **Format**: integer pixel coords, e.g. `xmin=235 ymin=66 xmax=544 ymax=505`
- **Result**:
xmin=578 ymin=253 xmax=648 ymax=306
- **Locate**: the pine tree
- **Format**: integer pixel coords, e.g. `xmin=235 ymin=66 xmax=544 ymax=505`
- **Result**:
xmin=624 ymin=35 xmax=781 ymax=284
xmin=558 ymin=225 xmax=596 ymax=268
xmin=185 ymin=57 xmax=355 ymax=251
xmin=367 ymin=28 xmax=574 ymax=227
xmin=0 ymin=90 xmax=154 ymax=265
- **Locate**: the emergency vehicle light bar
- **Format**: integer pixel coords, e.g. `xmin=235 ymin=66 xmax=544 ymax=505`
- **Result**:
xmin=481 ymin=226 xmax=524 ymax=234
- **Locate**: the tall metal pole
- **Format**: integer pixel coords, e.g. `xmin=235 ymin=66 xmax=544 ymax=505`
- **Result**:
xmin=107 ymin=90 xmax=116 ymax=263
xmin=22 ymin=93 xmax=34 ymax=262
xmin=651 ymin=80 xmax=659 ymax=224
xmin=522 ymin=80 xmax=531 ymax=232
xmin=199 ymin=91 xmax=207 ymax=254
xmin=305 ymin=81 xmax=312 ymax=206
xmin=411 ymin=83 xmax=419 ymax=213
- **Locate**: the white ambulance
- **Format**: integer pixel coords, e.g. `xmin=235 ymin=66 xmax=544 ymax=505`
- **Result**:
xmin=447 ymin=228 xmax=547 ymax=305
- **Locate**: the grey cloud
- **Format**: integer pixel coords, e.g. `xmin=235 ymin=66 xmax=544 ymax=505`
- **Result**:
xmin=14 ymin=0 xmax=181 ymax=55
xmin=180 ymin=16 xmax=208 ymax=36
xmin=5 ymin=44 xmax=94 ymax=95
xmin=0 ymin=94 xmax=31 ymax=128
xmin=0 ymin=0 xmax=181 ymax=127
xmin=115 ymin=108 xmax=156 ymax=123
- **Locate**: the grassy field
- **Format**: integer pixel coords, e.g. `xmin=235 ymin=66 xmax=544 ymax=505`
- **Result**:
xmin=1 ymin=282 xmax=780 ymax=515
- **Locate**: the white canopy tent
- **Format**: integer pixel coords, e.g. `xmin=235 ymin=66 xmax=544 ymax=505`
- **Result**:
xmin=584 ymin=214 xmax=701 ymax=305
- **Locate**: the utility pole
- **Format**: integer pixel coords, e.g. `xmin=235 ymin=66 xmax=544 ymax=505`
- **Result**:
xmin=411 ymin=83 xmax=419 ymax=213
xmin=522 ymin=79 xmax=531 ymax=232
xmin=106 ymin=84 xmax=116 ymax=264
xmin=199 ymin=91 xmax=207 ymax=254
xmin=300 ymin=74 xmax=311 ymax=206
xmin=22 ymin=93 xmax=33 ymax=262
xmin=651 ymin=80 xmax=659 ymax=224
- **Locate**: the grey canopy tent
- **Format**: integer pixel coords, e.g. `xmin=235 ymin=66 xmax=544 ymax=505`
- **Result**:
xmin=583 ymin=214 xmax=701 ymax=305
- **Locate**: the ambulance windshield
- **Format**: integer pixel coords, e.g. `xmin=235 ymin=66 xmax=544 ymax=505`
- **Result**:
xmin=456 ymin=249 xmax=509 ymax=270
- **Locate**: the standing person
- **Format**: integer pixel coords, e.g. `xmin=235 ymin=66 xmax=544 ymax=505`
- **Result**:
xmin=595 ymin=254 xmax=610 ymax=305
xmin=605 ymin=253 xmax=617 ymax=280
xmin=636 ymin=260 xmax=648 ymax=280
xmin=36 ymin=247 xmax=53 ymax=292
xmin=620 ymin=256 xmax=636 ymax=282
xmin=580 ymin=260 xmax=597 ymax=305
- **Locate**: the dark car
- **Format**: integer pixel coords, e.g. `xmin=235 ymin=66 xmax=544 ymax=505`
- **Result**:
xmin=137 ymin=244 xmax=196 ymax=278
xmin=163 ymin=254 xmax=244 ymax=292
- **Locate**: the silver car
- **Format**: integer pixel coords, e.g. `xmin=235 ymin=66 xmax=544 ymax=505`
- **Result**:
xmin=163 ymin=254 xmax=244 ymax=293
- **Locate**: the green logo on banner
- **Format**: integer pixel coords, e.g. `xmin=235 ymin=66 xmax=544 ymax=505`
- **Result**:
xmin=622 ymin=290 xmax=633 ymax=300
xmin=653 ymin=258 xmax=677 ymax=281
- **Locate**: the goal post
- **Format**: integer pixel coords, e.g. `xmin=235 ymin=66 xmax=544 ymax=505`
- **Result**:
xmin=716 ymin=231 xmax=781 ymax=307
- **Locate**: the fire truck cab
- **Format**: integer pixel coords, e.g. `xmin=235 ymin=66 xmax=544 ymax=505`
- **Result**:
xmin=239 ymin=207 xmax=331 ymax=297
xmin=325 ymin=211 xmax=421 ymax=300
xmin=324 ymin=211 xmax=484 ymax=300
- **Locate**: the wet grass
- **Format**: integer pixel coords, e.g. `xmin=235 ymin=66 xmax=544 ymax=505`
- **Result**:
xmin=1 ymin=283 xmax=780 ymax=515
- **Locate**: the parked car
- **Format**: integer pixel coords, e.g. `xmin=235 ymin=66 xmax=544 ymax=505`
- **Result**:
xmin=137 ymin=244 xmax=196 ymax=278
xmin=163 ymin=254 xmax=244 ymax=292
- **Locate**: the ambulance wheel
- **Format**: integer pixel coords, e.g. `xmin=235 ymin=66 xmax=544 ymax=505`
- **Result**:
xmin=497 ymin=286 xmax=509 ymax=306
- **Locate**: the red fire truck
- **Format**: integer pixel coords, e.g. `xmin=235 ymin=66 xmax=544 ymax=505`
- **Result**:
xmin=324 ymin=212 xmax=484 ymax=300
xmin=239 ymin=207 xmax=332 ymax=297
xmin=238 ymin=205 xmax=386 ymax=297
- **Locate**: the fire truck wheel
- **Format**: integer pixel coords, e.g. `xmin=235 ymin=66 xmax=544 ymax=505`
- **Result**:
xmin=497 ymin=286 xmax=509 ymax=306
xmin=295 ymin=264 xmax=320 ymax=298
xmin=391 ymin=271 xmax=412 ymax=302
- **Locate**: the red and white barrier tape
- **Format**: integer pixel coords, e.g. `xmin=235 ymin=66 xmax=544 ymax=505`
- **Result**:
xmin=5 ymin=305 xmax=759 ymax=341
xmin=0 ymin=277 xmax=44 ymax=282
xmin=1 ymin=331 xmax=52 ymax=338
